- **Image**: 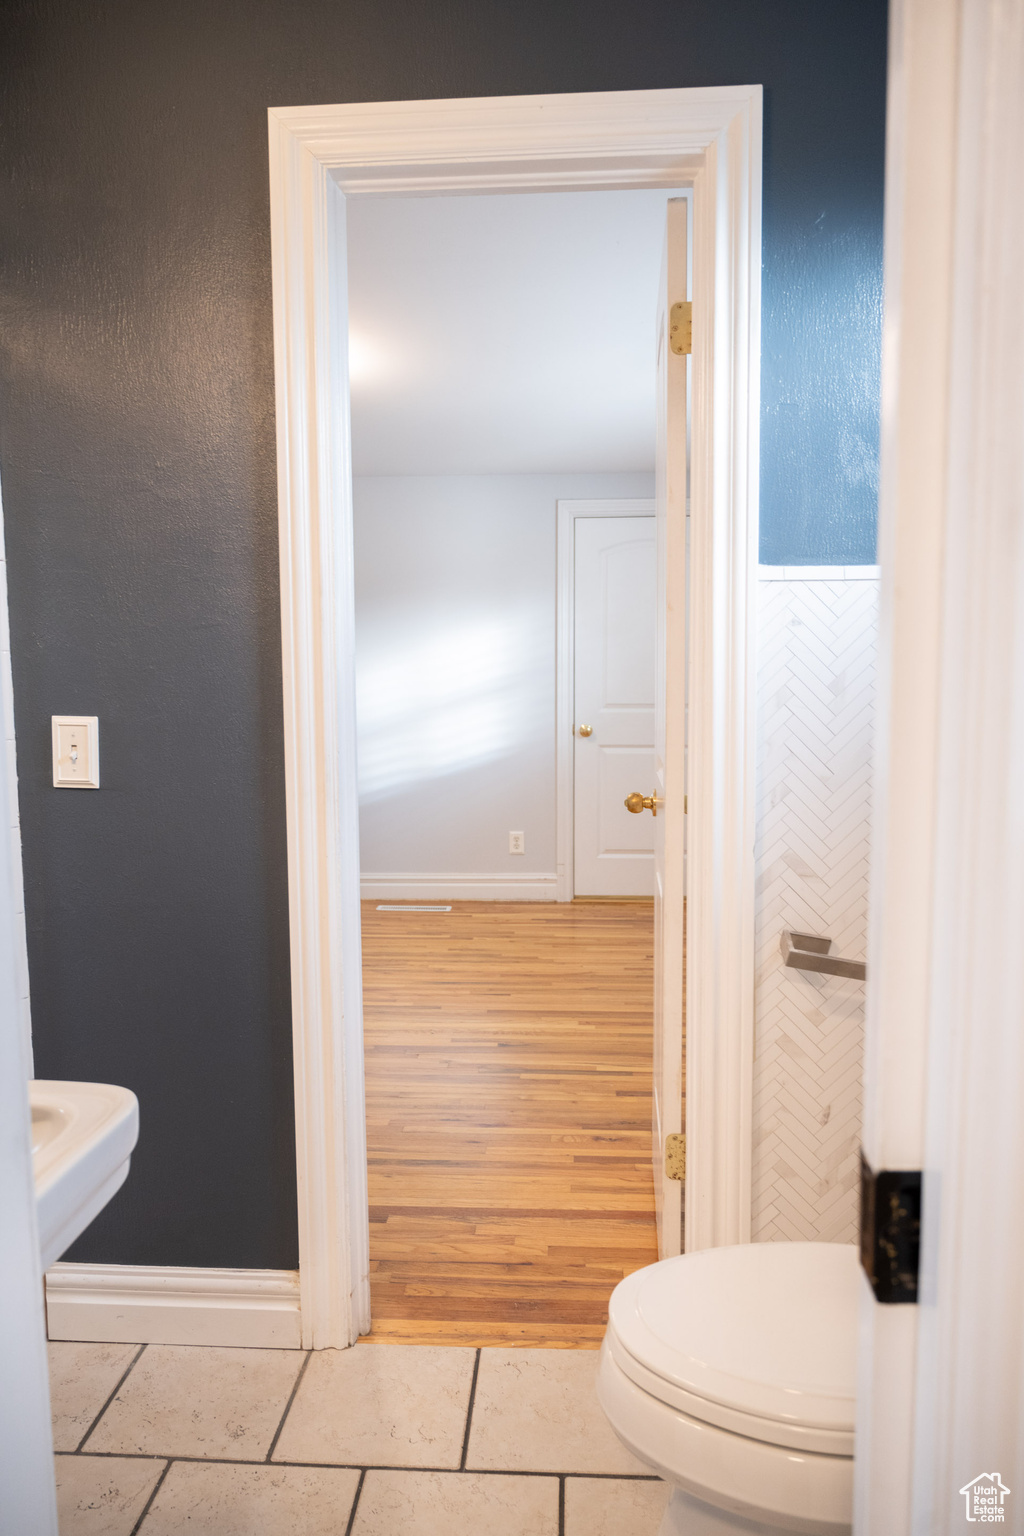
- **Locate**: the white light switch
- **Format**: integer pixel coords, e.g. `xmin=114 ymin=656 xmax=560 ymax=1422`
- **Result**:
xmin=52 ymin=716 xmax=99 ymax=788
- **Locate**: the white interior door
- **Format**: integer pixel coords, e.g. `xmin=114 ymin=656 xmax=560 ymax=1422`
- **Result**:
xmin=572 ymin=516 xmax=657 ymax=897
xmin=652 ymin=198 xmax=688 ymax=1257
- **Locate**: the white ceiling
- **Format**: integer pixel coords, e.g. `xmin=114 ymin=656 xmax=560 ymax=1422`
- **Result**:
xmin=346 ymin=188 xmax=688 ymax=477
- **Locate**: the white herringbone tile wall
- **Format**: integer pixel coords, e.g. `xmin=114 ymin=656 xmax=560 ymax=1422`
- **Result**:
xmin=752 ymin=569 xmax=878 ymax=1244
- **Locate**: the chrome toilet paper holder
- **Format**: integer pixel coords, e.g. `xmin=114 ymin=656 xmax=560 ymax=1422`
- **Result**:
xmin=780 ymin=930 xmax=867 ymax=982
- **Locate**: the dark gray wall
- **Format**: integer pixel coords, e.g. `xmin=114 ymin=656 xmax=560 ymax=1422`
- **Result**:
xmin=0 ymin=0 xmax=886 ymax=1268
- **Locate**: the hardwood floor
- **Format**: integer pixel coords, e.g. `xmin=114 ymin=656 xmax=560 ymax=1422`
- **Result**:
xmin=361 ymin=900 xmax=659 ymax=1348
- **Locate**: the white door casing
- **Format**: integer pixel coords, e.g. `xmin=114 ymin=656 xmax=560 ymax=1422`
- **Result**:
xmin=857 ymin=0 xmax=1024 ymax=1529
xmin=572 ymin=515 xmax=656 ymax=898
xmin=651 ymin=198 xmax=688 ymax=1257
xmin=268 ymin=87 xmax=761 ymax=1344
xmin=0 ymin=494 xmax=58 ymax=1530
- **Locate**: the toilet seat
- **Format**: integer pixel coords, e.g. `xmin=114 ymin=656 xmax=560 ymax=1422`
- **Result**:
xmin=597 ymin=1343 xmax=853 ymax=1534
xmin=605 ymin=1243 xmax=859 ymax=1456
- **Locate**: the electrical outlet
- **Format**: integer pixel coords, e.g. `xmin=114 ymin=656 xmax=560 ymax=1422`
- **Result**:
xmin=509 ymin=831 xmax=525 ymax=855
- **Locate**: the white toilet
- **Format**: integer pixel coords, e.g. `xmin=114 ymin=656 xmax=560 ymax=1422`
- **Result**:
xmin=597 ymin=1241 xmax=858 ymax=1535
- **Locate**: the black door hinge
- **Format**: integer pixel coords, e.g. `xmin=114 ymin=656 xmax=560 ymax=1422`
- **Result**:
xmin=860 ymin=1152 xmax=921 ymax=1303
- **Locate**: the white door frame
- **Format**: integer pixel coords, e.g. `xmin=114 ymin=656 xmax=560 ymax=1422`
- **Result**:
xmin=857 ymin=0 xmax=1024 ymax=1528
xmin=267 ymin=85 xmax=762 ymax=1346
xmin=555 ymin=498 xmax=657 ymax=904
xmin=0 ymin=495 xmax=57 ymax=1531
xmin=0 ymin=779 xmax=56 ymax=1533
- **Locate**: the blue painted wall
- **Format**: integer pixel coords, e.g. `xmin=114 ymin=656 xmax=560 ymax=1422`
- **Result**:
xmin=0 ymin=0 xmax=886 ymax=1267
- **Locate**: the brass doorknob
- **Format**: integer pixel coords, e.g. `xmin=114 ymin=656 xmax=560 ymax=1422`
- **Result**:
xmin=577 ymin=724 xmax=593 ymax=737
xmin=625 ymin=791 xmax=658 ymax=817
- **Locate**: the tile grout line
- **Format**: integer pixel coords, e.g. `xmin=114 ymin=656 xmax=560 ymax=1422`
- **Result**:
xmin=75 ymin=1343 xmax=148 ymax=1453
xmin=69 ymin=1447 xmax=663 ymax=1479
xmin=458 ymin=1348 xmax=481 ymax=1471
xmin=343 ymin=1467 xmax=367 ymax=1536
xmin=127 ymin=1457 xmax=172 ymax=1536
xmin=558 ymin=1474 xmax=566 ymax=1536
xmin=264 ymin=1349 xmax=312 ymax=1463
xmin=560 ymin=1472 xmax=661 ymax=1482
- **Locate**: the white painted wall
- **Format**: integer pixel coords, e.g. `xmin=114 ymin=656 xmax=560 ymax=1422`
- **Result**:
xmin=354 ymin=472 xmax=654 ymax=886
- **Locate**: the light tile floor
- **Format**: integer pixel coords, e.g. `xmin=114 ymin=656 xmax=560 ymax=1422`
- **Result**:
xmin=50 ymin=1340 xmax=670 ymax=1535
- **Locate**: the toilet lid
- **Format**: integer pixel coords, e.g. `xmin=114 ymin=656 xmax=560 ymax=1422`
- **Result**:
xmin=607 ymin=1243 xmax=859 ymax=1439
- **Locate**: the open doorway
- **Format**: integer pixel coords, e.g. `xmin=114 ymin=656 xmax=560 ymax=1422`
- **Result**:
xmin=348 ymin=188 xmax=683 ymax=1344
xmin=267 ymin=87 xmax=761 ymax=1348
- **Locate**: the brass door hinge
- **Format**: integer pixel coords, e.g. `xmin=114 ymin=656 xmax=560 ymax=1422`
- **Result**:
xmin=669 ymin=302 xmax=692 ymax=355
xmin=665 ymin=1133 xmax=686 ymax=1181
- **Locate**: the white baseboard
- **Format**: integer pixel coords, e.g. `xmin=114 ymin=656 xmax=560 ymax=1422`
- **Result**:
xmin=360 ymin=871 xmax=558 ymax=902
xmin=45 ymin=1264 xmax=301 ymax=1349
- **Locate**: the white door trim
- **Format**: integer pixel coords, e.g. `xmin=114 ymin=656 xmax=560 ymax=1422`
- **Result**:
xmin=857 ymin=0 xmax=1024 ymax=1527
xmin=0 ymin=498 xmax=57 ymax=1529
xmin=555 ymin=498 xmax=657 ymax=904
xmin=267 ymin=85 xmax=762 ymax=1343
xmin=854 ymin=0 xmax=957 ymax=1518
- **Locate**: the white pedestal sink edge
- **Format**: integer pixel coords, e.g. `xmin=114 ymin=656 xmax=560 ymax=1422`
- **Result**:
xmin=41 ymin=1162 xmax=133 ymax=1274
xmin=30 ymin=1080 xmax=139 ymax=1271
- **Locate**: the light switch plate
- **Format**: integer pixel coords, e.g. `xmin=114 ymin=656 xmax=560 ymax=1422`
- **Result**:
xmin=52 ymin=716 xmax=100 ymax=788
